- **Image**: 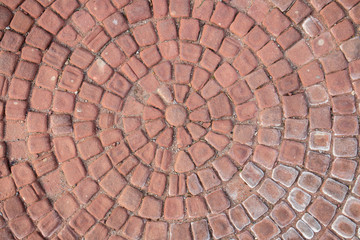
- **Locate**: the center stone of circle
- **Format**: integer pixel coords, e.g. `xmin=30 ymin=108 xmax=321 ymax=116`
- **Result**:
xmin=165 ymin=105 xmax=187 ymax=127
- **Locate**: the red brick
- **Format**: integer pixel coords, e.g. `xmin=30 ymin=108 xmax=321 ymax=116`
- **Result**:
xmin=144 ymin=222 xmax=168 ymax=240
xmin=205 ymin=189 xmax=230 ymax=213
xmin=73 ymin=178 xmax=99 ymax=204
xmin=100 ymin=169 xmax=126 ymax=197
xmin=53 ymin=136 xmax=77 ymax=162
xmin=169 ymin=0 xmax=190 ymax=17
xmin=230 ymin=12 xmax=254 ymax=37
xmin=233 ymin=49 xmax=258 ymax=77
xmin=158 ymin=40 xmax=178 ymax=60
xmin=27 ymin=133 xmax=51 ymax=154
xmin=0 ymin=31 xmax=24 ymax=52
xmin=263 ymin=9 xmax=291 ymax=36
xmin=331 ymin=19 xmax=354 ymax=43
xmin=156 ymin=19 xmax=177 ymax=42
xmin=61 ymin=158 xmax=86 ymax=186
xmin=43 ymin=43 xmax=70 ymax=70
xmin=235 ymin=101 xmax=258 ymax=122
xmin=115 ymin=34 xmax=138 ymax=57
xmin=271 ymin=0 xmax=294 ymax=11
xmin=52 ymin=90 xmax=75 ymax=114
xmin=210 ymin=2 xmax=236 ymax=28
xmin=218 ymin=37 xmax=241 ymax=59
xmin=0 ymin=51 xmax=18 ymax=76
xmin=133 ymin=22 xmax=158 ymax=47
xmin=284 ymin=118 xmax=308 ymax=140
xmin=8 ymin=78 xmax=30 ymax=100
xmin=242 ymin=194 xmax=268 ymax=220
xmin=257 ymin=41 xmax=283 ymax=66
xmin=268 ymin=59 xmax=292 ymax=79
xmin=138 ymin=196 xmax=162 ymax=220
xmin=287 ymin=187 xmax=310 ymax=210
xmin=350 ymin=3 xmax=360 ymax=24
xmin=286 ymin=0 xmax=312 ymax=24
xmin=68 ymin=48 xmax=93 ymax=69
xmin=200 ymin=49 xmax=221 ymax=72
xmin=251 ymin=217 xmax=280 ymax=240
xmin=192 ymin=0 xmax=213 ymax=21
xmin=306 ymin=85 xmax=329 ymax=106
xmin=32 ymin=153 xmax=57 ymax=177
xmin=9 ymin=215 xmax=34 ymax=239
xmin=200 ymin=25 xmax=224 ymax=51
xmin=276 ymin=73 xmax=300 ymax=95
xmin=5 ymin=100 xmax=27 ymax=120
xmin=77 ymin=137 xmax=103 ymax=160
xmin=10 ymin=11 xmax=33 ymax=34
xmin=27 ymin=199 xmax=52 ymax=221
xmin=248 ymin=0 xmax=269 ymax=23
xmin=87 ymin=194 xmax=114 ymax=220
xmin=340 ymin=37 xmax=360 ymax=62
xmin=310 ymin=0 xmax=331 ymax=10
xmin=112 ymin=0 xmax=130 ymax=8
xmin=54 ymin=193 xmax=78 ymax=219
xmin=254 ymin=84 xmax=280 ymax=109
xmin=26 ymin=26 xmax=52 ymax=51
xmin=283 ymin=94 xmax=308 ymax=118
xmin=163 ymin=197 xmax=184 ymax=220
xmin=253 ymin=145 xmax=278 ymax=170
xmin=153 ymin=0 xmax=168 ymax=18
xmin=0 ymin=6 xmax=12 ymax=29
xmin=51 ymin=0 xmax=78 ymax=19
xmin=139 ymin=46 xmax=161 ymax=68
xmin=14 ymin=60 xmax=37 ymax=81
xmin=85 ymin=223 xmax=108 ymax=240
xmin=3 ymin=196 xmax=24 ymax=220
xmin=309 ymin=106 xmax=331 ymax=130
xmin=213 ymin=62 xmax=238 ymax=87
xmin=56 ymin=25 xmax=80 ymax=48
xmin=106 ymin=206 xmax=128 ymax=230
xmin=20 ymin=46 xmax=42 ymax=64
xmin=332 ymin=94 xmax=356 ymax=114
xmin=0 ymin=176 xmax=16 ymax=200
xmin=208 ymin=214 xmax=234 ymax=239
xmin=271 ymin=201 xmax=296 ymax=228
xmin=298 ymin=61 xmax=324 ymax=87
xmin=178 ymin=19 xmax=199 ymax=42
xmin=38 ymin=9 xmax=64 ymax=35
xmin=87 ymin=0 xmax=116 ymax=21
xmin=102 ymin=13 xmax=128 ymax=39
xmin=78 ymin=82 xmax=102 ymax=104
xmin=69 ymin=210 xmax=96 ymax=235
xmin=26 ymin=111 xmax=47 ymax=133
xmin=82 ymin=26 xmax=110 ymax=52
xmin=199 ymin=80 xmax=220 ymax=101
xmin=124 ymin=0 xmax=151 ymax=24
xmin=87 ymin=59 xmax=112 ymax=84
xmin=71 ymin=10 xmax=95 ymax=34
xmin=244 ymin=26 xmax=270 ymax=51
xmin=321 ymin=2 xmax=345 ymax=27
xmin=279 ymin=140 xmax=305 ymax=165
xmin=11 ymin=163 xmax=36 ymax=187
xmin=309 ymin=196 xmax=337 ymax=226
xmin=302 ymin=16 xmax=324 ymax=37
xmin=122 ymin=216 xmax=144 ymax=239
xmin=286 ymin=40 xmax=314 ymax=66
xmin=277 ymin=28 xmax=301 ymax=51
xmin=326 ymin=70 xmax=352 ymax=96
xmin=58 ymin=65 xmax=83 ymax=92
xmin=179 ymin=42 xmax=202 ymax=63
xmin=258 ymin=178 xmax=285 ymax=204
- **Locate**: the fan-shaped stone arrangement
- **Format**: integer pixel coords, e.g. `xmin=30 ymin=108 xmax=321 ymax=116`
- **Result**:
xmin=0 ymin=0 xmax=360 ymax=239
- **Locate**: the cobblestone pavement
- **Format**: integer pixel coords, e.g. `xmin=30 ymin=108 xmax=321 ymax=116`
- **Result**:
xmin=0 ymin=0 xmax=360 ymax=239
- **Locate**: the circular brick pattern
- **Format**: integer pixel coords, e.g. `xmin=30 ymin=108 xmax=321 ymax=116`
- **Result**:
xmin=165 ymin=105 xmax=187 ymax=127
xmin=0 ymin=0 xmax=360 ymax=239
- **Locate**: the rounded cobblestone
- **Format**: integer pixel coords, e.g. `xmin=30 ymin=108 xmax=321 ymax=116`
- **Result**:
xmin=0 ymin=0 xmax=360 ymax=239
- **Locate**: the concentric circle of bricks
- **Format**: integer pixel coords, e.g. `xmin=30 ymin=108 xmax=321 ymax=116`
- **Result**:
xmin=0 ymin=0 xmax=360 ymax=239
